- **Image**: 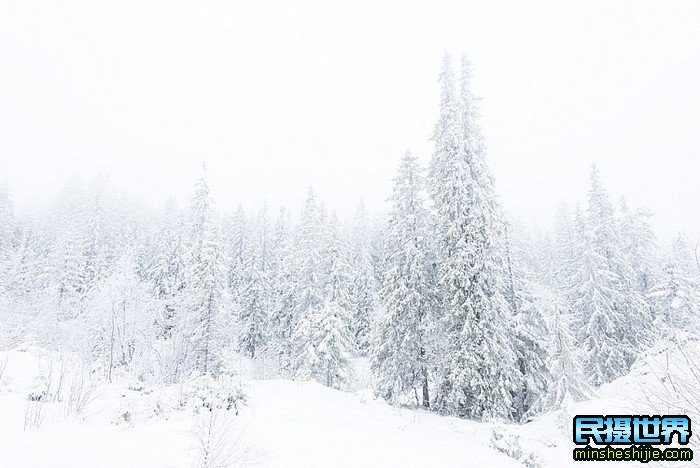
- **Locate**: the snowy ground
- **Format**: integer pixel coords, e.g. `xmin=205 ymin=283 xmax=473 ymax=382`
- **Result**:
xmin=1 ymin=337 xmax=697 ymax=467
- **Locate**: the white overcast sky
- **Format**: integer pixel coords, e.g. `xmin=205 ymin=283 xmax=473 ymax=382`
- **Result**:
xmin=1 ymin=0 xmax=698 ymax=243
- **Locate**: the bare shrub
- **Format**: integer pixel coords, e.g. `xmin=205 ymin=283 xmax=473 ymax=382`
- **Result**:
xmin=49 ymin=358 xmax=67 ymax=403
xmin=24 ymin=400 xmax=45 ymax=430
xmin=193 ymin=409 xmax=257 ymax=468
xmin=64 ymin=365 xmax=101 ymax=416
xmin=641 ymin=333 xmax=700 ymax=466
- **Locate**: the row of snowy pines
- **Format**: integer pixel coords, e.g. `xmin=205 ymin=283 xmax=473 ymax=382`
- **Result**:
xmin=0 ymin=53 xmax=698 ymax=424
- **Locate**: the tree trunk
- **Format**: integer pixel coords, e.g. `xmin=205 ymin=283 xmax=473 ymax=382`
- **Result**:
xmin=421 ymin=367 xmax=430 ymax=408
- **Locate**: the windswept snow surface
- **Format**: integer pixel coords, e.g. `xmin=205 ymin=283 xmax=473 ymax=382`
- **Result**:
xmin=2 ymin=335 xmax=698 ymax=467
xmin=243 ymin=380 xmax=519 ymax=467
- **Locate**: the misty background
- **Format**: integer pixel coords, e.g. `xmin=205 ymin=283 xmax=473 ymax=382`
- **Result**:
xmin=1 ymin=0 xmax=698 ymax=243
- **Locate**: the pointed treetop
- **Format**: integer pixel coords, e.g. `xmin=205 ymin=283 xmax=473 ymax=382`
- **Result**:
xmin=442 ymin=51 xmax=453 ymax=70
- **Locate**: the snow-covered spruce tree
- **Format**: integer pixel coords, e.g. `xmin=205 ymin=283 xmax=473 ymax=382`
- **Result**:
xmin=349 ymin=200 xmax=377 ymax=354
xmin=572 ymin=167 xmax=650 ymax=386
xmin=372 ymin=151 xmax=435 ymax=407
xmin=82 ymin=192 xmax=114 ymax=288
xmin=149 ymin=198 xmax=187 ymax=337
xmin=541 ymin=300 xmax=591 ymax=410
xmin=648 ymin=234 xmax=699 ymax=333
xmin=236 ymin=207 xmax=271 ymax=360
xmin=504 ymin=226 xmax=550 ymax=421
xmin=549 ymin=204 xmax=591 ymax=392
xmin=0 ymin=183 xmax=17 ymax=296
xmin=570 ymin=204 xmax=627 ymax=387
xmin=530 ymin=232 xmax=557 ymax=290
xmin=236 ymin=249 xmax=268 ymax=360
xmin=618 ymin=198 xmax=659 ymax=295
xmin=45 ymin=187 xmax=120 ymax=317
xmin=552 ymin=203 xmax=579 ymax=298
xmin=429 ymin=54 xmax=519 ymax=420
xmin=181 ymin=174 xmax=230 ymax=376
xmin=4 ymin=224 xmax=42 ymax=299
xmin=291 ymin=188 xmax=326 ymax=379
xmin=53 ymin=217 xmax=89 ymax=315
xmin=458 ymin=55 xmax=502 ymax=225
xmin=226 ymin=204 xmax=248 ymax=305
xmin=504 ymin=220 xmax=540 ymax=283
xmin=0 ymin=184 xmax=16 ymax=270
xmin=369 ymin=217 xmax=387 ymax=290
xmin=268 ymin=208 xmax=297 ymax=373
xmin=312 ymin=212 xmax=355 ymax=389
xmin=462 ymin=60 xmax=547 ymax=418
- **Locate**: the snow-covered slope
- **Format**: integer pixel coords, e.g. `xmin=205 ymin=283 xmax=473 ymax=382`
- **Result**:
xmin=510 ymin=332 xmax=700 ymax=467
xmin=243 ymin=380 xmax=521 ymax=467
xmin=0 ymin=347 xmax=521 ymax=467
xmin=2 ymin=335 xmax=697 ymax=467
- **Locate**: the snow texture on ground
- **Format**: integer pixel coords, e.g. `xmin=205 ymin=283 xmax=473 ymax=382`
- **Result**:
xmin=1 ymin=336 xmax=697 ymax=467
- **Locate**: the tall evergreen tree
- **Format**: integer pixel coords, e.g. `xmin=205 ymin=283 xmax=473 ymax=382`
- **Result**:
xmin=4 ymin=224 xmax=40 ymax=299
xmin=372 ymin=151 xmax=435 ymax=407
xmin=313 ymin=212 xmax=354 ymax=389
xmin=237 ymin=207 xmax=272 ymax=359
xmin=182 ymin=174 xmax=230 ymax=376
xmin=429 ymin=54 xmax=518 ymax=420
xmin=618 ymin=199 xmax=658 ymax=295
xmin=227 ymin=205 xmax=248 ymax=305
xmin=291 ymin=188 xmax=326 ymax=379
xmin=54 ymin=218 xmax=89 ymax=313
xmin=649 ymin=234 xmax=699 ymax=333
xmin=82 ymin=193 xmax=113 ymax=288
xmin=0 ymin=184 xmax=15 ymax=263
xmin=149 ymin=198 xmax=187 ymax=337
xmin=349 ymin=200 xmax=377 ymax=354
xmin=505 ymin=232 xmax=550 ymax=420
xmin=541 ymin=301 xmax=591 ymax=410
xmin=268 ymin=208 xmax=297 ymax=372
xmin=574 ymin=166 xmax=649 ymax=386
xmin=552 ymin=203 xmax=579 ymax=296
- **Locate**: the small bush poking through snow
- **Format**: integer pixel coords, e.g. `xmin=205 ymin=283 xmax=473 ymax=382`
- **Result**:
xmin=64 ymin=367 xmax=101 ymax=416
xmin=180 ymin=372 xmax=246 ymax=414
xmin=489 ymin=423 xmax=545 ymax=468
xmin=27 ymin=376 xmax=49 ymax=402
xmin=114 ymin=410 xmax=133 ymax=427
